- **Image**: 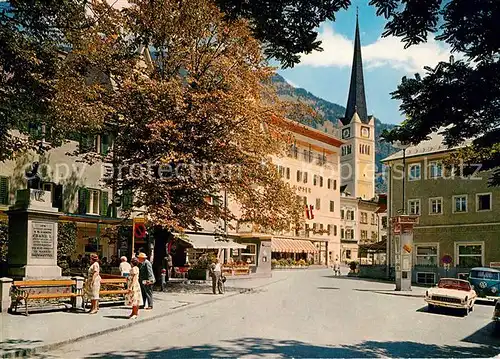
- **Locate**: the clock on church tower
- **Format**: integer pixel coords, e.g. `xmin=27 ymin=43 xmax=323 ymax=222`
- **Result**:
xmin=342 ymin=128 xmax=351 ymax=139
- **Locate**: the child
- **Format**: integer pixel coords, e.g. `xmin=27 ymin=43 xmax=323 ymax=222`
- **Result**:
xmin=161 ymin=268 xmax=167 ymax=292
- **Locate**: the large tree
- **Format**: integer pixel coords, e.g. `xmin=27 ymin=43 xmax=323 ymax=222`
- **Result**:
xmin=52 ymin=0 xmax=304 ymax=232
xmin=376 ymin=0 xmax=500 ymax=185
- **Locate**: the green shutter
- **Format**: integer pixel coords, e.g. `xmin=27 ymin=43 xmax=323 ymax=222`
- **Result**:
xmin=100 ymin=134 xmax=111 ymax=156
xmin=122 ymin=189 xmax=133 ymax=210
xmin=78 ymin=188 xmax=89 ymax=214
xmin=100 ymin=191 xmax=109 ymax=216
xmin=0 ymin=177 xmax=9 ymax=205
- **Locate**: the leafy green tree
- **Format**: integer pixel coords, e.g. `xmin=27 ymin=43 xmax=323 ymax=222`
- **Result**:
xmin=57 ymin=222 xmax=77 ymax=274
xmin=376 ymin=0 xmax=500 ymax=185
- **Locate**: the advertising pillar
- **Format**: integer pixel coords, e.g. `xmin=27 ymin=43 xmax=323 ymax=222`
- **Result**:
xmin=392 ymin=215 xmax=419 ymax=291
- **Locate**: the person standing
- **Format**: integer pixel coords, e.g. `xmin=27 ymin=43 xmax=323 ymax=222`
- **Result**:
xmin=138 ymin=252 xmax=155 ymax=310
xmin=85 ymin=253 xmax=101 ymax=314
xmin=210 ymin=258 xmax=224 ymax=295
xmin=164 ymin=253 xmax=173 ymax=282
xmin=125 ymin=257 xmax=142 ymax=319
xmin=160 ymin=269 xmax=167 ymax=292
xmin=119 ymin=256 xmax=131 ymax=278
xmin=334 ymin=257 xmax=341 ymax=276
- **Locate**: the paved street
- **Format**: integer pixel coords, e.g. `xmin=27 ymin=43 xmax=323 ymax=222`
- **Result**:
xmin=44 ymin=270 xmax=499 ymax=358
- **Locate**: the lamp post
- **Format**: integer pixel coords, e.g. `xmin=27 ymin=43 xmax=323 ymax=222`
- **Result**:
xmin=393 ymin=141 xmax=411 ymax=214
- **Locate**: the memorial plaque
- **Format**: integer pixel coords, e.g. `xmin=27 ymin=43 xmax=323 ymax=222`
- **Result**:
xmin=31 ymin=222 xmax=54 ymax=258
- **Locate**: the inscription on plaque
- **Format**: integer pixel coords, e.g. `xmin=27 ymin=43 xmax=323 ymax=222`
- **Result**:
xmin=31 ymin=222 xmax=54 ymax=259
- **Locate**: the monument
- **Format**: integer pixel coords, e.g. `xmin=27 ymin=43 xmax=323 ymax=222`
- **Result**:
xmin=7 ymin=162 xmax=62 ymax=278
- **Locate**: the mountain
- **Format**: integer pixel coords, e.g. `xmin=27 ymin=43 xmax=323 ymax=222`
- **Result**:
xmin=272 ymin=74 xmax=398 ymax=193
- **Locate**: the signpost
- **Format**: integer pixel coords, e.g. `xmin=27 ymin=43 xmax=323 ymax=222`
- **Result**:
xmin=392 ymin=215 xmax=419 ymax=291
xmin=131 ymin=216 xmax=146 ymax=256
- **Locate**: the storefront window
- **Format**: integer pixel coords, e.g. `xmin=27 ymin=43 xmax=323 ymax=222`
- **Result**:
xmin=241 ymin=243 xmax=257 ymax=265
xmin=457 ymin=244 xmax=482 ymax=267
xmin=415 ymin=245 xmax=437 ymax=266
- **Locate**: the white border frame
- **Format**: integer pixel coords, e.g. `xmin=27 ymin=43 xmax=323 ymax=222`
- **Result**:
xmin=408 ymin=198 xmax=421 ymax=215
xmin=408 ymin=163 xmax=421 ymax=181
xmin=428 ymin=197 xmax=444 ymax=215
xmin=452 ymin=194 xmax=468 ymax=214
xmin=454 ymin=241 xmax=484 ymax=268
xmin=476 ymin=192 xmax=492 ymax=212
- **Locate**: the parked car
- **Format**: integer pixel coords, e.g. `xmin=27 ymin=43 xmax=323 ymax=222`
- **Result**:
xmin=493 ymin=300 xmax=500 ymax=331
xmin=468 ymin=267 xmax=500 ymax=300
xmin=425 ymin=278 xmax=477 ymax=316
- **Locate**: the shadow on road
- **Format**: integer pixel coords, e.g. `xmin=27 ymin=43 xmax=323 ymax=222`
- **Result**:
xmin=462 ymin=322 xmax=500 ymax=347
xmin=80 ymin=337 xmax=500 ymax=358
xmin=415 ymin=305 xmax=466 ymax=318
xmin=317 ymin=287 xmax=340 ymax=290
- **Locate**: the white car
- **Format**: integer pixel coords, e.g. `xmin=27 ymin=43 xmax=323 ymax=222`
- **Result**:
xmin=424 ymin=278 xmax=477 ymax=316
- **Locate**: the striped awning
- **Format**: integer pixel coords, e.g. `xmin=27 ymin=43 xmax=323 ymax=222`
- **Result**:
xmin=271 ymin=238 xmax=318 ymax=253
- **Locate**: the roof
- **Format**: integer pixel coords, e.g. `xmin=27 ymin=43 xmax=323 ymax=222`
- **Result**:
xmin=343 ymin=12 xmax=368 ymax=124
xmin=470 ymin=267 xmax=500 ymax=273
xmin=381 ymin=130 xmax=472 ymax=162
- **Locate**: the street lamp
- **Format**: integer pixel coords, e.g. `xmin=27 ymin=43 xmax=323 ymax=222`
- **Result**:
xmin=393 ymin=141 xmax=411 ymax=214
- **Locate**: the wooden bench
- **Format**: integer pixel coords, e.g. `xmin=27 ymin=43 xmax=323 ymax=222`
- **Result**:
xmin=10 ymin=279 xmax=81 ymax=316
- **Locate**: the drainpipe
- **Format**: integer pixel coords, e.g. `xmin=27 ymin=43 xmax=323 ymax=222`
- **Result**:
xmin=386 ymin=165 xmax=392 ymax=279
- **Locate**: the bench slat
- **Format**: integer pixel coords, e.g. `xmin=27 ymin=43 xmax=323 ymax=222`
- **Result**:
xmin=100 ymin=278 xmax=127 ymax=284
xmin=24 ymin=293 xmax=78 ymax=299
xmin=13 ymin=280 xmax=75 ymax=287
xmin=100 ymin=290 xmax=128 ymax=295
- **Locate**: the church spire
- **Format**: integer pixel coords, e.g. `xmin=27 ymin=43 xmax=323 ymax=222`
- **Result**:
xmin=344 ymin=9 xmax=368 ymax=124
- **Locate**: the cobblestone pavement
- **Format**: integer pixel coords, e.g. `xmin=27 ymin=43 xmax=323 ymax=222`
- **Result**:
xmin=43 ymin=269 xmax=500 ymax=358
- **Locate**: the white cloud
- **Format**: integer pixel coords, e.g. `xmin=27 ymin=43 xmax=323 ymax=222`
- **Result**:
xmin=283 ymin=77 xmax=298 ymax=88
xmin=298 ymin=25 xmax=454 ymax=73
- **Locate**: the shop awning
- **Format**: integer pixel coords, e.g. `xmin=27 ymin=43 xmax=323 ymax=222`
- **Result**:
xmin=176 ymin=233 xmax=247 ymax=249
xmin=359 ymin=239 xmax=387 ymax=253
xmin=271 ymin=238 xmax=318 ymax=253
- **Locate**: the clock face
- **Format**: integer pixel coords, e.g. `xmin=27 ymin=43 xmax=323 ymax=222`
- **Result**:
xmin=342 ymin=128 xmax=350 ymax=139
xmin=361 ymin=127 xmax=370 ymax=138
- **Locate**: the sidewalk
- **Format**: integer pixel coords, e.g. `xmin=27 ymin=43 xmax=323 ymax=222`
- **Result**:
xmin=0 ymin=276 xmax=285 ymax=358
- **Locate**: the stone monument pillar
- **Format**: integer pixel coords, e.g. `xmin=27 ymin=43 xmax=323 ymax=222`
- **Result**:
xmin=392 ymin=215 xmax=419 ymax=291
xmin=7 ymin=189 xmax=63 ymax=278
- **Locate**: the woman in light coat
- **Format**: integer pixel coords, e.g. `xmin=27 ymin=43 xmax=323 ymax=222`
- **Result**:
xmin=85 ymin=253 xmax=101 ymax=314
xmin=126 ymin=257 xmax=142 ymax=319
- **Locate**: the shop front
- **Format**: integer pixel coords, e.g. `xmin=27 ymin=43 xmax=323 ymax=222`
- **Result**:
xmin=271 ymin=237 xmax=318 ymax=264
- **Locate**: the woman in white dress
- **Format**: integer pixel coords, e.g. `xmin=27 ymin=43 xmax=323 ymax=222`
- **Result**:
xmin=85 ymin=253 xmax=101 ymax=314
xmin=126 ymin=257 xmax=142 ymax=319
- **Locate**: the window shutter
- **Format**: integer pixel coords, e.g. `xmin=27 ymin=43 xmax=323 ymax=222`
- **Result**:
xmin=122 ymin=189 xmax=133 ymax=210
xmin=78 ymin=188 xmax=88 ymax=214
xmin=100 ymin=134 xmax=111 ymax=156
xmin=100 ymin=191 xmax=109 ymax=216
xmin=0 ymin=177 xmax=9 ymax=205
xmin=53 ymin=184 xmax=63 ymax=211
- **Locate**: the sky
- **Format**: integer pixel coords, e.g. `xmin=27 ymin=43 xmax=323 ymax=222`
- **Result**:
xmin=277 ymin=1 xmax=454 ymax=125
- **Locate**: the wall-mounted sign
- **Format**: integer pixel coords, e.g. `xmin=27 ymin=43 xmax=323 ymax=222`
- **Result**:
xmin=441 ymin=254 xmax=453 ymax=265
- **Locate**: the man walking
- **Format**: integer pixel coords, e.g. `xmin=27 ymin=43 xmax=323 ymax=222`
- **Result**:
xmin=138 ymin=253 xmax=155 ymax=310
xmin=163 ymin=253 xmax=173 ymax=282
xmin=210 ymin=258 xmax=224 ymax=295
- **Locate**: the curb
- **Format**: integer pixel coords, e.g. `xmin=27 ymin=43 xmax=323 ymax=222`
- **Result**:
xmin=372 ymin=290 xmax=425 ymax=298
xmin=2 ymin=277 xmax=287 ymax=358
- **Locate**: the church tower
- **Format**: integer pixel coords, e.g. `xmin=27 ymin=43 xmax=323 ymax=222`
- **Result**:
xmin=340 ymin=12 xmax=375 ymax=200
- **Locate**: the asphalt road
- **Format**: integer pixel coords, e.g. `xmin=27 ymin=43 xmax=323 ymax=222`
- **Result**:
xmin=45 ymin=269 xmax=500 ymax=358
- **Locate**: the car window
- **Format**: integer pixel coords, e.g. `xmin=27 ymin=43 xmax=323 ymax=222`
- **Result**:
xmin=470 ymin=270 xmax=499 ymax=280
xmin=437 ymin=279 xmax=471 ymax=291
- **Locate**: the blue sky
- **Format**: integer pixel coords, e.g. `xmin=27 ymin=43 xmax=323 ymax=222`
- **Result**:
xmin=277 ymin=2 xmax=454 ymax=125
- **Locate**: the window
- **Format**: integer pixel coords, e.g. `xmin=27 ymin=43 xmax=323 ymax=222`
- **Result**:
xmin=371 ymin=231 xmax=377 ymax=241
xmin=100 ymin=133 xmax=112 ymax=155
xmin=360 ymin=212 xmax=367 ymax=224
xmin=289 ymin=144 xmax=298 ymax=158
xmin=346 ymin=210 xmax=355 ymax=221
xmin=382 ymin=216 xmax=388 ymax=229
xmin=286 ymin=168 xmax=290 ymax=180
xmin=316 ymin=198 xmax=321 ymax=210
xmin=327 ymin=224 xmax=332 ymax=235
xmin=78 ymin=188 xmax=109 ymax=216
xmin=303 ymin=149 xmax=308 ymax=161
xmin=345 ymin=228 xmax=354 ymax=239
xmin=122 ymin=189 xmax=133 ymax=210
xmin=329 ymin=201 xmax=334 ymax=212
xmin=476 ymin=193 xmax=492 ymax=211
xmin=334 ymin=225 xmax=337 ymax=236
xmin=278 ymin=166 xmax=285 ymax=178
xmin=361 ymin=230 xmax=368 ymax=240
xmin=415 ymin=245 xmax=438 ymax=266
xmin=341 ymin=209 xmax=345 ymax=219
xmin=319 ymin=224 xmax=324 ymax=234
xmin=0 ymin=176 xmax=9 ymax=205
xmin=313 ymin=175 xmax=318 ymax=186
xmin=319 ymin=176 xmax=323 ymax=187
xmin=470 ymin=270 xmax=500 ymax=281
xmin=303 ymin=172 xmax=308 ymax=184
xmin=429 ymin=197 xmax=443 ymax=215
xmin=341 ymin=227 xmax=345 ymax=239
xmin=408 ymin=164 xmax=421 ymax=181
xmin=327 ymin=179 xmax=331 ymax=189
xmin=371 ymin=214 xmax=376 ymax=225
xmin=429 ymin=161 xmax=443 ymax=178
xmin=89 ymin=189 xmax=100 ymax=215
xmin=457 ymin=243 xmax=483 ymax=267
xmin=346 ymin=250 xmax=351 ymax=259
xmin=334 ymin=180 xmax=337 ymax=190
xmin=408 ymin=199 xmax=421 ymax=215
xmin=241 ymin=243 xmax=257 ymax=265
xmin=416 ymin=272 xmax=436 ymax=285
xmin=453 ymin=195 xmax=467 ymax=213
xmin=296 ymin=170 xmax=302 ymax=182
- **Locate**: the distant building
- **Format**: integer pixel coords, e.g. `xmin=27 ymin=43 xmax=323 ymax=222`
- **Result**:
xmin=382 ymin=131 xmax=500 ymax=284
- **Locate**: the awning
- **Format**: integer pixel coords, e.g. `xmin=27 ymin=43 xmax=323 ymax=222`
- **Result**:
xmin=271 ymin=238 xmax=318 ymax=253
xmin=176 ymin=233 xmax=247 ymax=249
xmin=359 ymin=239 xmax=387 ymax=253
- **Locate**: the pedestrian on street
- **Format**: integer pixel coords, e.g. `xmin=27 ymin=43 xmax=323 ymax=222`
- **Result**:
xmin=119 ymin=256 xmax=131 ymax=278
xmin=164 ymin=253 xmax=173 ymax=282
xmin=138 ymin=252 xmax=155 ymax=310
xmin=210 ymin=258 xmax=224 ymax=295
xmin=160 ymin=268 xmax=167 ymax=292
xmin=334 ymin=257 xmax=341 ymax=276
xmin=85 ymin=253 xmax=101 ymax=314
xmin=126 ymin=257 xmax=142 ymax=319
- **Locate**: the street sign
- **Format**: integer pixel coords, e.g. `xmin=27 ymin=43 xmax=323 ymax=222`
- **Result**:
xmin=442 ymin=254 xmax=453 ymax=265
